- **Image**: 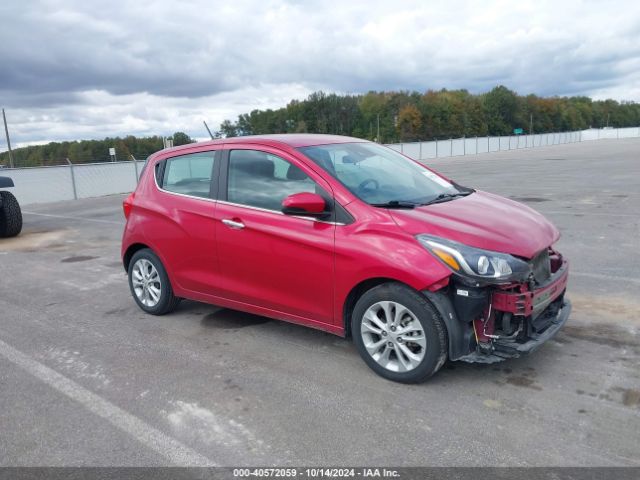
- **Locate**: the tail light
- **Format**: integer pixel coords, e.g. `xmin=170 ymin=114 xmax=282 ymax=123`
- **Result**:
xmin=123 ymin=193 xmax=135 ymax=219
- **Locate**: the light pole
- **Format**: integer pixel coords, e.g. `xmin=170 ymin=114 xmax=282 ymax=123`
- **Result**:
xmin=2 ymin=108 xmax=14 ymax=168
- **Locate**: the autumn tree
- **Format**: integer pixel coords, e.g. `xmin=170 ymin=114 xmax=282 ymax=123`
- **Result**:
xmin=397 ymin=104 xmax=422 ymax=141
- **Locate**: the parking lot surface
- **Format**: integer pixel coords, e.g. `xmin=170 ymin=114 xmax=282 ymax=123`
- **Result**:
xmin=0 ymin=138 xmax=639 ymax=466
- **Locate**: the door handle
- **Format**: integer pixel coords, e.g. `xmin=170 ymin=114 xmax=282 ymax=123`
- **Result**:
xmin=222 ymin=218 xmax=245 ymax=229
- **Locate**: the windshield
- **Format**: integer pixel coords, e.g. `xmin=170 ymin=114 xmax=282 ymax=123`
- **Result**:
xmin=298 ymin=142 xmax=463 ymax=205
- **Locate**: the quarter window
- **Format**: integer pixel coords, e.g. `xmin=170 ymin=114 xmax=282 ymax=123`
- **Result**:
xmin=161 ymin=152 xmax=216 ymax=199
xmin=227 ymin=150 xmax=317 ymax=211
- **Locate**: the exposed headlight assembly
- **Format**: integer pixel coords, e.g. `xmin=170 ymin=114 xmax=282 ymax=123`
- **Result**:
xmin=416 ymin=234 xmax=531 ymax=284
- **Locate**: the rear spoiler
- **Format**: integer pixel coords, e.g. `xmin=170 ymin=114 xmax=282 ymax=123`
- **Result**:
xmin=0 ymin=177 xmax=15 ymax=188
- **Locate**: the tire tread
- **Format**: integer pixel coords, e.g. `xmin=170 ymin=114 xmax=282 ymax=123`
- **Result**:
xmin=0 ymin=191 xmax=23 ymax=238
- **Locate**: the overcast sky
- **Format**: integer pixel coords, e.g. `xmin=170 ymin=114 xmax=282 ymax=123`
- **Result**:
xmin=1 ymin=0 xmax=639 ymax=150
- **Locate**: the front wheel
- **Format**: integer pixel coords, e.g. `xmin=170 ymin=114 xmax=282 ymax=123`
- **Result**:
xmin=351 ymin=283 xmax=447 ymax=383
xmin=128 ymin=249 xmax=180 ymax=315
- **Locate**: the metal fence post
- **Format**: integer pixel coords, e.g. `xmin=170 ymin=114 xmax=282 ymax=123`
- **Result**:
xmin=132 ymin=156 xmax=139 ymax=181
xmin=418 ymin=142 xmax=422 ymax=160
xmin=435 ymin=138 xmax=438 ymax=158
xmin=463 ymin=136 xmax=466 ymax=155
xmin=66 ymin=158 xmax=78 ymax=200
xmin=400 ymin=143 xmax=404 ymax=154
xmin=450 ymin=138 xmax=452 ymax=157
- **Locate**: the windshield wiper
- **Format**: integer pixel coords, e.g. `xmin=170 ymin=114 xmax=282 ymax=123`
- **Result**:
xmin=370 ymin=200 xmax=421 ymax=209
xmin=451 ymin=182 xmax=476 ymax=194
xmin=423 ymin=191 xmax=474 ymax=206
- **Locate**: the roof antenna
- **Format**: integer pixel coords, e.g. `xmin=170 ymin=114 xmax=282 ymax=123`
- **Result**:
xmin=203 ymin=120 xmax=214 ymax=140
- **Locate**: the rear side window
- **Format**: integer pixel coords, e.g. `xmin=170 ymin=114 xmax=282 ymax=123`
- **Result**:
xmin=160 ymin=151 xmax=216 ymax=199
xmin=227 ymin=149 xmax=316 ymax=211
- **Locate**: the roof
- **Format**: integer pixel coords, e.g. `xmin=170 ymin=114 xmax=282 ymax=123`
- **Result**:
xmin=223 ymin=134 xmax=367 ymax=148
xmin=159 ymin=134 xmax=368 ymax=156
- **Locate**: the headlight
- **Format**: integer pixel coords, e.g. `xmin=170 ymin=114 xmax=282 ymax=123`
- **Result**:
xmin=416 ymin=234 xmax=531 ymax=284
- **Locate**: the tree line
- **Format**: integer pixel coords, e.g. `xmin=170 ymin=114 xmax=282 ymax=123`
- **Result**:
xmin=0 ymin=132 xmax=194 ymax=168
xmin=219 ymin=85 xmax=640 ymax=143
xmin=2 ymin=85 xmax=639 ymax=167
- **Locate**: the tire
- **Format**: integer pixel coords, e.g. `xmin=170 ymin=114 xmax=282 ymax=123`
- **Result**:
xmin=351 ymin=282 xmax=447 ymax=383
xmin=0 ymin=191 xmax=23 ymax=238
xmin=128 ymin=248 xmax=180 ymax=315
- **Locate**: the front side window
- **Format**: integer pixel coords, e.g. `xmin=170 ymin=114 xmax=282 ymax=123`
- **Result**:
xmin=161 ymin=151 xmax=216 ymax=199
xmin=227 ymin=150 xmax=317 ymax=211
xmin=298 ymin=143 xmax=462 ymax=205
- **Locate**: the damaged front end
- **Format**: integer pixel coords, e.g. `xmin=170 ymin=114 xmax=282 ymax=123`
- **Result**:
xmin=419 ymin=235 xmax=571 ymax=363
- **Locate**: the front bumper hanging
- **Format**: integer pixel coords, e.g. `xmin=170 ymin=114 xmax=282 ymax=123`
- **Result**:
xmin=455 ymin=259 xmax=571 ymax=363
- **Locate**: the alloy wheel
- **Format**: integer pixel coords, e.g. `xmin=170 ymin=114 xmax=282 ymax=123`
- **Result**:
xmin=131 ymin=258 xmax=162 ymax=307
xmin=360 ymin=301 xmax=426 ymax=372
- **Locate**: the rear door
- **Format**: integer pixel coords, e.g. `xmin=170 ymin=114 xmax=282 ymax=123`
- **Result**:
xmin=214 ymin=146 xmax=336 ymax=326
xmin=152 ymin=149 xmax=221 ymax=294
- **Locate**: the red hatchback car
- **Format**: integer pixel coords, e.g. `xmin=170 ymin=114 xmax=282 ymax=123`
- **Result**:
xmin=121 ymin=134 xmax=570 ymax=383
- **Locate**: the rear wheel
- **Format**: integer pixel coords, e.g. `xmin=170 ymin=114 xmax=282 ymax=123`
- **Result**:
xmin=128 ymin=249 xmax=180 ymax=315
xmin=0 ymin=191 xmax=22 ymax=238
xmin=351 ymin=282 xmax=447 ymax=383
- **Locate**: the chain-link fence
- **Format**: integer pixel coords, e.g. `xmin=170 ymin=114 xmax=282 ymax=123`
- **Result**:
xmin=4 ymin=160 xmax=142 ymax=205
xmin=2 ymin=127 xmax=639 ymax=206
xmin=384 ymin=127 xmax=640 ymax=160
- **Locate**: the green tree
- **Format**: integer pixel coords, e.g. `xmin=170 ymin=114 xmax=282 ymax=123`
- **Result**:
xmin=219 ymin=120 xmax=238 ymax=138
xmin=483 ymin=85 xmax=519 ymax=135
xmin=172 ymin=132 xmax=193 ymax=146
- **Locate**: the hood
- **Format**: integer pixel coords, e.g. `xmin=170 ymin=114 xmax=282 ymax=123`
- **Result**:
xmin=390 ymin=191 xmax=560 ymax=259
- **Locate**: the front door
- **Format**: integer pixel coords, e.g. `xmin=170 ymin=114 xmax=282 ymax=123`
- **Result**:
xmin=214 ymin=147 xmax=335 ymax=326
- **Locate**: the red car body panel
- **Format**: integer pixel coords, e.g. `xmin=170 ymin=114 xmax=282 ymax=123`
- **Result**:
xmin=389 ymin=191 xmax=560 ymax=259
xmin=492 ymin=261 xmax=569 ymax=316
xmin=121 ymin=134 xmax=565 ymax=341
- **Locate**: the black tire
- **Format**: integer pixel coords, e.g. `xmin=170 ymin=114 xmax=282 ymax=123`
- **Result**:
xmin=0 ymin=191 xmax=23 ymax=238
xmin=351 ymin=282 xmax=448 ymax=383
xmin=128 ymin=248 xmax=180 ymax=315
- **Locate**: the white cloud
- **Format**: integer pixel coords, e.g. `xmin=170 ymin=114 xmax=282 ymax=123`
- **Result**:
xmin=0 ymin=0 xmax=639 ymax=148
xmin=4 ymin=83 xmax=314 ymax=148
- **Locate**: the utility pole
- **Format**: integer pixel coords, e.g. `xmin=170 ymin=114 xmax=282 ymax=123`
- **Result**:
xmin=2 ymin=108 xmax=14 ymax=168
xmin=529 ymin=114 xmax=533 ymax=134
xmin=203 ymin=120 xmax=214 ymax=140
xmin=606 ymin=113 xmax=610 ymax=128
xmin=376 ymin=114 xmax=380 ymax=143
